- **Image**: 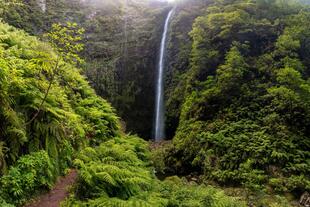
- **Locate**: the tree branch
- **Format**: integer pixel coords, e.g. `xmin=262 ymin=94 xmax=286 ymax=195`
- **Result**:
xmin=26 ymin=57 xmax=61 ymax=125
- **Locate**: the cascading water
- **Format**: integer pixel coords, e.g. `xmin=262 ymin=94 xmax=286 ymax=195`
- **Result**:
xmin=37 ymin=0 xmax=46 ymax=13
xmin=154 ymin=9 xmax=174 ymax=141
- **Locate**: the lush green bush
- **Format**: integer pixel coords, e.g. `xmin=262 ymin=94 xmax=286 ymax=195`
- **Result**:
xmin=159 ymin=177 xmax=246 ymax=207
xmin=73 ymin=135 xmax=152 ymax=200
xmin=63 ymin=178 xmax=247 ymax=207
xmin=0 ymin=151 xmax=55 ymax=205
xmin=0 ymin=196 xmax=14 ymax=207
xmin=63 ymin=135 xmax=246 ymax=207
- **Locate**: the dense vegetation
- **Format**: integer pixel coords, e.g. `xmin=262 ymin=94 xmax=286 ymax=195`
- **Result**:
xmin=3 ymin=0 xmax=168 ymax=138
xmin=1 ymin=0 xmax=310 ymax=206
xmin=0 ymin=3 xmax=252 ymax=207
xmin=62 ymin=135 xmax=246 ymax=207
xmin=0 ymin=22 xmax=119 ymax=205
xmin=158 ymin=0 xmax=310 ymax=198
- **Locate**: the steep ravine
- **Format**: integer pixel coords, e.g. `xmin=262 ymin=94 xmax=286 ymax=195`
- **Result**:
xmin=3 ymin=0 xmax=171 ymax=139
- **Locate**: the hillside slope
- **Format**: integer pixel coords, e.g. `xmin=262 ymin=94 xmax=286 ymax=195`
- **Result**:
xmin=160 ymin=0 xmax=310 ymax=197
xmin=0 ymin=22 xmax=119 ymax=205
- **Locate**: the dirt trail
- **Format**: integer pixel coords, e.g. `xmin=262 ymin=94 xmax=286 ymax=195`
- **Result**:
xmin=24 ymin=169 xmax=77 ymax=207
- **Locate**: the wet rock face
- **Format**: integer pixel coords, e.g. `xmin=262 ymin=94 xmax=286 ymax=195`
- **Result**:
xmin=300 ymin=192 xmax=310 ymax=207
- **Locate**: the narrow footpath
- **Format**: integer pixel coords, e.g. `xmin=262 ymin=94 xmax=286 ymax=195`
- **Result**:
xmin=24 ymin=170 xmax=77 ymax=207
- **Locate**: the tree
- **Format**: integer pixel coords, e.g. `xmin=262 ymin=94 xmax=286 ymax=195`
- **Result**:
xmin=217 ymin=44 xmax=247 ymax=92
xmin=27 ymin=22 xmax=84 ymax=124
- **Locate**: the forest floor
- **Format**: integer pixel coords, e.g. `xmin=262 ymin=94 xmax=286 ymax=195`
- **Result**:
xmin=24 ymin=169 xmax=77 ymax=207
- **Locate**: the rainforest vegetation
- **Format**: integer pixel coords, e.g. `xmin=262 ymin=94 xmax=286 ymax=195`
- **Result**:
xmin=0 ymin=0 xmax=310 ymax=206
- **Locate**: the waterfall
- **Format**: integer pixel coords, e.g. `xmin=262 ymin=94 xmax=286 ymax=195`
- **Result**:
xmin=154 ymin=9 xmax=174 ymax=141
xmin=37 ymin=0 xmax=46 ymax=13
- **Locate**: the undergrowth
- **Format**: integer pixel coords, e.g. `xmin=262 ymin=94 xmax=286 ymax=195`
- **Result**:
xmin=61 ymin=135 xmax=246 ymax=207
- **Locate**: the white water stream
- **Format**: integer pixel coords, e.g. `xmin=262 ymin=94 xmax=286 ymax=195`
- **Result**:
xmin=154 ymin=9 xmax=173 ymax=141
xmin=37 ymin=0 xmax=46 ymax=13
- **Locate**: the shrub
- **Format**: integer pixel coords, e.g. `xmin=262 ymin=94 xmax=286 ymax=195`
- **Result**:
xmin=0 ymin=196 xmax=14 ymax=207
xmin=73 ymin=135 xmax=153 ymax=200
xmin=63 ymin=135 xmax=246 ymax=207
xmin=160 ymin=177 xmax=246 ymax=207
xmin=0 ymin=151 xmax=56 ymax=205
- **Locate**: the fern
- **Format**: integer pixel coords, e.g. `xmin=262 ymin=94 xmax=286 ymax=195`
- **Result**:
xmin=74 ymin=136 xmax=153 ymax=200
xmin=64 ymin=135 xmax=245 ymax=207
xmin=0 ymin=21 xmax=120 ymax=176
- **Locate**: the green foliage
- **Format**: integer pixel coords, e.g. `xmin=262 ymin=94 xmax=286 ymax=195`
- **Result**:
xmin=46 ymin=22 xmax=84 ymax=65
xmin=0 ymin=22 xmax=119 ymax=173
xmin=159 ymin=0 xmax=310 ymax=197
xmin=0 ymin=196 xmax=14 ymax=207
xmin=0 ymin=151 xmax=55 ymax=205
xmin=0 ymin=21 xmax=120 ymax=205
xmin=155 ymin=177 xmax=245 ymax=207
xmin=63 ymin=135 xmax=246 ymax=207
xmin=0 ymin=0 xmax=20 ymax=16
xmin=0 ymin=142 xmax=8 ymax=174
xmin=2 ymin=0 xmax=169 ymax=138
xmin=217 ymin=44 xmax=247 ymax=91
xmin=73 ymin=135 xmax=152 ymax=200
xmin=2 ymin=0 xmax=310 ymax=206
xmin=151 ymin=142 xmax=174 ymax=175
xmin=165 ymin=1 xmax=207 ymax=138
